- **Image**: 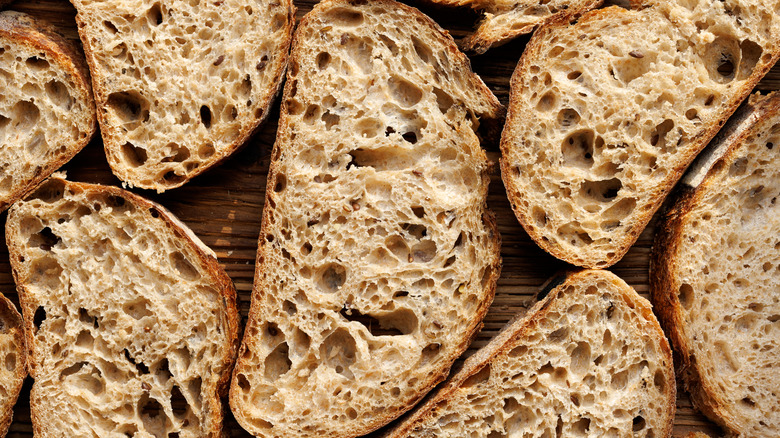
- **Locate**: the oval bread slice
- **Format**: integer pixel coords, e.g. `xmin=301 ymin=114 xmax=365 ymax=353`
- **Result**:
xmin=229 ymin=0 xmax=504 ymax=437
xmin=0 ymin=11 xmax=96 ymax=211
xmin=387 ymin=270 xmax=676 ymax=438
xmin=500 ymin=2 xmax=780 ymax=268
xmin=72 ymin=0 xmax=295 ymax=191
xmin=651 ymin=92 xmax=780 ymax=437
xmin=5 ymin=177 xmax=239 ymax=437
xmin=0 ymin=292 xmax=26 ymax=438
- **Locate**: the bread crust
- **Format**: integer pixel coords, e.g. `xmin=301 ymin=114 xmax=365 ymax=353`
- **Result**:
xmin=72 ymin=0 xmax=295 ymax=191
xmin=500 ymin=5 xmax=780 ymax=268
xmin=0 ymin=293 xmax=27 ymax=438
xmin=0 ymin=11 xmax=96 ymax=212
xmin=229 ymin=0 xmax=503 ymax=436
xmin=386 ymin=270 xmax=676 ymax=438
xmin=650 ymin=92 xmax=780 ymax=436
xmin=5 ymin=177 xmax=239 ymax=437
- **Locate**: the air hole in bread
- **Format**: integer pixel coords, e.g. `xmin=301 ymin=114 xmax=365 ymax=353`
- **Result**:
xmin=170 ymin=251 xmax=200 ymax=281
xmin=536 ymin=91 xmax=556 ymax=112
xmin=33 ymin=306 xmax=46 ymax=330
xmin=388 ymin=76 xmax=423 ymax=107
xmin=32 ymin=226 xmax=61 ymax=251
xmin=60 ymin=361 xmax=86 ymax=379
xmin=163 ymin=171 xmax=185 ymax=185
xmin=686 ymin=108 xmax=698 ymax=120
xmin=160 ymin=143 xmax=190 ymax=163
xmin=156 ymin=358 xmax=172 ymax=381
xmin=678 ymin=283 xmax=694 ymax=309
xmin=273 ymin=174 xmax=286 ymax=192
xmin=44 ymin=80 xmax=73 ymax=109
xmin=580 ymin=178 xmax=622 ymax=202
xmin=325 ymin=8 xmax=363 ymax=26
xmin=121 ymin=142 xmax=149 ymax=167
xmin=463 ymin=364 xmax=490 ymax=388
xmin=317 ymin=263 xmax=346 ymax=293
xmin=170 ymin=385 xmax=188 ymax=418
xmin=108 ymin=91 xmax=149 ymax=124
xmin=433 ymin=87 xmax=454 ymax=113
xmin=411 ymin=240 xmax=437 ymax=263
xmin=561 ymin=129 xmax=595 ymax=169
xmin=200 ymin=105 xmax=212 ymax=128
xmin=140 ymin=394 xmax=167 ymax=431
xmin=316 ymin=52 xmax=331 ymax=70
xmin=197 ymin=143 xmax=215 ymax=159
xmin=124 ymin=298 xmax=153 ymax=320
xmin=632 ymin=415 xmax=646 ymax=431
xmin=320 ymin=328 xmax=357 ymax=379
xmin=322 ymin=111 xmax=340 ymax=129
xmin=147 ymin=3 xmax=163 ymax=26
xmin=557 ymin=108 xmax=580 ymax=128
xmin=26 ymin=56 xmax=49 ymax=70
xmin=650 ymin=119 xmax=675 ymax=150
xmin=103 ymin=20 xmax=118 ymax=33
xmin=567 ymin=70 xmax=582 ymax=80
xmin=384 ymin=235 xmax=410 ymax=262
xmin=11 ymin=100 xmax=40 ymax=131
xmin=570 ymin=342 xmax=591 ymax=376
xmin=412 ymin=36 xmax=431 ymax=63
xmin=125 ymin=349 xmax=150 ymax=374
xmin=265 ymin=342 xmax=291 ymax=381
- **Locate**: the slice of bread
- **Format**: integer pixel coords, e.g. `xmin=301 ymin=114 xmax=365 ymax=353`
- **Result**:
xmin=386 ymin=270 xmax=675 ymax=438
xmin=0 ymin=293 xmax=26 ymax=438
xmin=651 ymin=92 xmax=780 ymax=437
xmin=500 ymin=2 xmax=780 ymax=268
xmin=0 ymin=11 xmax=96 ymax=211
xmin=427 ymin=0 xmax=603 ymax=54
xmin=71 ymin=0 xmax=294 ymax=191
xmin=5 ymin=177 xmax=239 ymax=437
xmin=229 ymin=1 xmax=504 ymax=436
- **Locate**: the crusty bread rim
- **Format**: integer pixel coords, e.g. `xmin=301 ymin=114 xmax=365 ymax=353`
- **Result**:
xmin=650 ymin=92 xmax=780 ymax=436
xmin=5 ymin=176 xmax=240 ymax=437
xmin=0 ymin=293 xmax=26 ymax=438
xmin=386 ymin=269 xmax=677 ymax=438
xmin=72 ymin=1 xmax=296 ymax=191
xmin=0 ymin=11 xmax=96 ymax=212
xmin=499 ymin=5 xmax=780 ymax=269
xmin=229 ymin=0 xmax=504 ymax=436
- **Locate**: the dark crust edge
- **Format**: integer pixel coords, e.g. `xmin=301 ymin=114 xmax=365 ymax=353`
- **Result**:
xmin=649 ymin=92 xmax=780 ymax=436
xmin=228 ymin=0 xmax=503 ymax=436
xmin=499 ymin=5 xmax=780 ymax=269
xmin=71 ymin=0 xmax=296 ymax=192
xmin=385 ymin=269 xmax=677 ymax=438
xmin=0 ymin=10 xmax=97 ymax=212
xmin=4 ymin=177 xmax=240 ymax=438
xmin=0 ymin=293 xmax=27 ymax=438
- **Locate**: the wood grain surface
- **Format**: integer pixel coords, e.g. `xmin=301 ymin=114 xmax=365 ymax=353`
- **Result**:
xmin=2 ymin=0 xmax=779 ymax=436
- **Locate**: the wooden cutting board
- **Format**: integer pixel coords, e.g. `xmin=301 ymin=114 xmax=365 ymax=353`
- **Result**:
xmin=2 ymin=1 xmax=778 ymax=436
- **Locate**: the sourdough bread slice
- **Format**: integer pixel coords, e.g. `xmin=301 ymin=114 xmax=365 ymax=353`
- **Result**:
xmin=0 ymin=292 xmax=26 ymax=438
xmin=5 ymin=177 xmax=239 ymax=437
xmin=0 ymin=11 xmax=96 ymax=211
xmin=500 ymin=2 xmax=780 ymax=268
xmin=229 ymin=1 xmax=503 ymax=437
xmin=71 ymin=0 xmax=294 ymax=191
xmin=427 ymin=0 xmax=603 ymax=54
xmin=651 ymin=92 xmax=780 ymax=437
xmin=386 ymin=270 xmax=675 ymax=438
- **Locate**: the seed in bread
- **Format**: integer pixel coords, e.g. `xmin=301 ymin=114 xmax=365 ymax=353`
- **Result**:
xmin=71 ymin=0 xmax=294 ymax=191
xmin=229 ymin=1 xmax=504 ymax=437
xmin=5 ymin=177 xmax=239 ymax=437
xmin=386 ymin=270 xmax=676 ymax=438
xmin=651 ymin=92 xmax=780 ymax=438
xmin=500 ymin=2 xmax=780 ymax=268
xmin=0 ymin=11 xmax=96 ymax=212
xmin=0 ymin=293 xmax=26 ymax=438
xmin=426 ymin=0 xmax=602 ymax=54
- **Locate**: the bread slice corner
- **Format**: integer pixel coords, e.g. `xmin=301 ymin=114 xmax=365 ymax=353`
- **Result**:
xmin=651 ymin=91 xmax=780 ymax=437
xmin=0 ymin=10 xmax=96 ymax=211
xmin=387 ymin=269 xmax=676 ymax=438
xmin=71 ymin=0 xmax=295 ymax=191
xmin=6 ymin=176 xmax=239 ymax=437
xmin=0 ymin=292 xmax=27 ymax=438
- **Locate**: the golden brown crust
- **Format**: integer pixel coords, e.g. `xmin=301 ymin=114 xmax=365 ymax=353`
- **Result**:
xmin=229 ymin=0 xmax=503 ymax=436
xmin=500 ymin=5 xmax=780 ymax=269
xmin=650 ymin=93 xmax=780 ymax=436
xmin=386 ymin=270 xmax=676 ymax=438
xmin=0 ymin=293 xmax=26 ymax=438
xmin=0 ymin=11 xmax=96 ymax=212
xmin=6 ymin=177 xmax=239 ymax=437
xmin=72 ymin=1 xmax=295 ymax=191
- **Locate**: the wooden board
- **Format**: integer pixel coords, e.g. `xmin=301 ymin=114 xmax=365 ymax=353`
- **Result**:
xmin=2 ymin=1 xmax=778 ymax=436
